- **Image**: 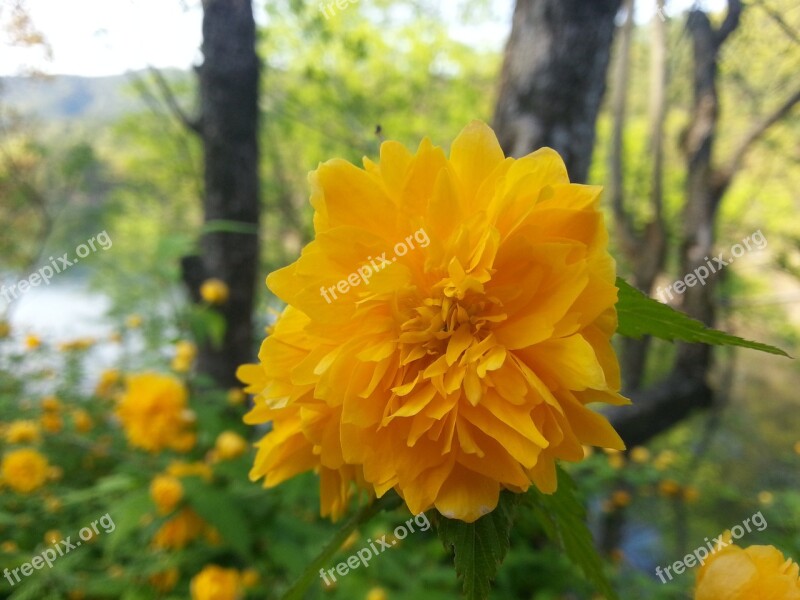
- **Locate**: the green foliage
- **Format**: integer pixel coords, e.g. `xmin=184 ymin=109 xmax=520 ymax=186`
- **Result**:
xmin=437 ymin=492 xmax=520 ymax=600
xmin=615 ymin=278 xmax=790 ymax=357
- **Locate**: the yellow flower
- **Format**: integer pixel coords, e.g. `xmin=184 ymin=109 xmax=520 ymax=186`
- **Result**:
xmin=40 ymin=412 xmax=62 ymax=433
xmin=152 ymin=508 xmax=206 ymax=550
xmin=367 ymin=588 xmax=388 ymax=600
xmin=41 ymin=395 xmax=62 ymax=412
xmin=149 ymin=567 xmax=180 ymax=593
xmin=240 ymin=569 xmax=259 ymax=588
xmin=227 ymin=387 xmax=246 ymax=406
xmin=629 ymin=446 xmax=650 ymax=464
xmin=44 ymin=530 xmax=61 ymax=544
xmin=4 ymin=420 xmax=40 ymax=444
xmin=683 ymin=486 xmax=700 ymax=503
xmin=654 ymin=449 xmax=677 ymax=471
xmin=116 ymin=373 xmax=193 ymax=453
xmin=238 ymin=121 xmax=628 ymax=522
xmin=167 ymin=460 xmax=214 ymax=482
xmin=57 ymin=337 xmax=95 ymax=352
xmin=72 ymin=409 xmax=93 ymax=433
xmin=95 ymin=369 xmax=121 ymax=398
xmin=611 ymin=489 xmax=631 ymax=508
xmin=214 ymin=431 xmax=248 ymax=460
xmin=1 ymin=449 xmax=49 ymax=493
xmin=25 ymin=334 xmax=41 ymax=350
xmin=695 ymin=543 xmax=800 ymax=600
xmin=0 ymin=320 xmax=10 ymax=338
xmin=125 ymin=314 xmax=143 ymax=328
xmin=200 ymin=278 xmax=230 ymax=305
xmin=658 ymin=479 xmax=681 ymax=497
xmin=191 ymin=565 xmax=241 ymax=600
xmin=172 ymin=341 xmax=198 ymax=373
xmin=1 ymin=541 xmax=18 ymax=552
xmin=794 ymin=440 xmax=800 ymax=455
xmin=150 ymin=475 xmax=184 ymax=515
xmin=758 ymin=490 xmax=774 ymax=506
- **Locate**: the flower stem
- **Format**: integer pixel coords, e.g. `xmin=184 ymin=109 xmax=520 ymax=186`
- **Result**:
xmin=281 ymin=493 xmax=400 ymax=600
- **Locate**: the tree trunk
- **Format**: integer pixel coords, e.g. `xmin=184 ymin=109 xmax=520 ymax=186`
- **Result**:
xmin=492 ymin=0 xmax=622 ymax=183
xmin=193 ymin=0 xmax=261 ymax=387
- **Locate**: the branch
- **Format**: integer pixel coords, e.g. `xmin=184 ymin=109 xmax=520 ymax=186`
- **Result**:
xmin=752 ymin=0 xmax=800 ymax=45
xmin=719 ymin=85 xmax=800 ymax=186
xmin=147 ymin=65 xmax=201 ymax=134
xmin=714 ymin=0 xmax=742 ymax=48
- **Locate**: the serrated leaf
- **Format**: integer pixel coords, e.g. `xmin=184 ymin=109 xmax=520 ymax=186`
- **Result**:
xmin=615 ymin=277 xmax=790 ymax=357
xmin=437 ymin=492 xmax=519 ymax=600
xmin=528 ymin=467 xmax=618 ymax=600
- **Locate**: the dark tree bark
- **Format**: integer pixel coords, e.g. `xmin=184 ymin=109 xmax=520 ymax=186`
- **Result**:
xmin=190 ymin=0 xmax=261 ymax=387
xmin=492 ymin=0 xmax=622 ymax=182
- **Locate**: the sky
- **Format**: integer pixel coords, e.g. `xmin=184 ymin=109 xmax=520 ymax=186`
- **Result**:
xmin=0 ymin=0 xmax=728 ymax=77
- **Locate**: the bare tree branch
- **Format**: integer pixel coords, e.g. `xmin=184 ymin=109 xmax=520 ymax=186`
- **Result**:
xmin=147 ymin=65 xmax=201 ymax=134
xmin=752 ymin=0 xmax=800 ymax=45
xmin=715 ymin=0 xmax=742 ymax=47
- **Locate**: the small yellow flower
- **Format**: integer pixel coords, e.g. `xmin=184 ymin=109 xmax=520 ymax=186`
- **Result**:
xmin=214 ymin=431 xmax=248 ymax=461
xmin=67 ymin=590 xmax=86 ymax=600
xmin=658 ymin=479 xmax=681 ymax=498
xmin=57 ymin=338 xmax=95 ymax=352
xmin=241 ymin=569 xmax=259 ymax=588
xmin=367 ymin=588 xmax=388 ymax=600
xmin=4 ymin=420 xmax=40 ymax=444
xmin=629 ymin=446 xmax=650 ymax=464
xmin=44 ymin=530 xmax=61 ymax=544
xmin=654 ymin=449 xmax=677 ymax=471
xmin=172 ymin=341 xmax=198 ymax=373
xmin=47 ymin=465 xmax=63 ymax=481
xmin=167 ymin=460 xmax=213 ymax=482
xmin=1 ymin=540 xmax=18 ymax=553
xmin=95 ymin=369 xmax=121 ymax=398
xmin=794 ymin=440 xmax=800 ymax=455
xmin=72 ymin=409 xmax=93 ymax=433
xmin=108 ymin=565 xmax=124 ymax=579
xmin=149 ymin=567 xmax=180 ymax=593
xmin=44 ymin=496 xmax=62 ymax=513
xmin=227 ymin=387 xmax=246 ymax=406
xmin=1 ymin=448 xmax=49 ymax=493
xmin=41 ymin=395 xmax=62 ymax=412
xmin=116 ymin=373 xmax=193 ymax=453
xmin=173 ymin=432 xmax=197 ymax=453
xmin=200 ymin=278 xmax=230 ymax=306
xmin=611 ymin=489 xmax=631 ymax=508
xmin=758 ymin=490 xmax=774 ymax=506
xmin=191 ymin=565 xmax=241 ymax=600
xmin=41 ymin=413 xmax=63 ymax=433
xmin=607 ymin=452 xmax=625 ymax=470
xmin=150 ymin=475 xmax=184 ymax=515
xmin=683 ymin=486 xmax=700 ymax=503
xmin=109 ymin=331 xmax=123 ymax=343
xmin=24 ymin=334 xmax=41 ymax=350
xmin=125 ymin=314 xmax=143 ymax=328
xmin=152 ymin=508 xmax=206 ymax=550
xmin=0 ymin=321 xmax=10 ymax=338
xmin=695 ymin=543 xmax=800 ymax=599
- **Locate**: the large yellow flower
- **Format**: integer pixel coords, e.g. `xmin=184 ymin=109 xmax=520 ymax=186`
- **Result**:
xmin=1 ymin=448 xmax=49 ymax=493
xmin=116 ymin=373 xmax=194 ymax=453
xmin=695 ymin=543 xmax=800 ymax=599
xmin=190 ymin=565 xmax=241 ymax=600
xmin=239 ymin=121 xmax=628 ymax=522
xmin=4 ymin=420 xmax=41 ymax=444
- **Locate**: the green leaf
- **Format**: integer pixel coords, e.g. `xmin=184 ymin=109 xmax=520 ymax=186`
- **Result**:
xmin=181 ymin=477 xmax=253 ymax=560
xmin=527 ymin=467 xmax=618 ymax=600
xmin=436 ymin=492 xmax=520 ymax=600
xmin=616 ymin=277 xmax=790 ymax=357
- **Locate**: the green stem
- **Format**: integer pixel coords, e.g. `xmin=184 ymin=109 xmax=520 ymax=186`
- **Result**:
xmin=281 ymin=494 xmax=400 ymax=600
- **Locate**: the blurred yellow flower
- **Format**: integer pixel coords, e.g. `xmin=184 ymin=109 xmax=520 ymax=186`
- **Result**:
xmin=57 ymin=337 xmax=95 ymax=352
xmin=654 ymin=449 xmax=677 ymax=471
xmin=0 ymin=320 xmax=10 ymax=338
xmin=695 ymin=543 xmax=800 ymax=600
xmin=44 ymin=495 xmax=62 ymax=513
xmin=95 ymin=369 xmax=121 ymax=398
xmin=149 ymin=567 xmax=180 ymax=593
xmin=125 ymin=314 xmax=143 ymax=328
xmin=367 ymin=588 xmax=388 ymax=600
xmin=1 ymin=541 xmax=18 ymax=553
xmin=191 ymin=565 xmax=241 ymax=600
xmin=240 ymin=569 xmax=259 ymax=588
xmin=167 ymin=460 xmax=213 ymax=482
xmin=4 ymin=420 xmax=40 ymax=444
xmin=44 ymin=530 xmax=61 ymax=544
xmin=150 ymin=475 xmax=184 ymax=515
xmin=629 ymin=446 xmax=650 ymax=464
xmin=214 ymin=431 xmax=248 ymax=461
xmin=72 ymin=409 xmax=93 ymax=433
xmin=152 ymin=508 xmax=206 ymax=550
xmin=238 ymin=121 xmax=629 ymax=522
xmin=1 ymin=448 xmax=49 ymax=493
xmin=611 ymin=489 xmax=631 ymax=508
xmin=758 ymin=490 xmax=774 ymax=506
xmin=683 ymin=486 xmax=700 ymax=503
xmin=41 ymin=395 xmax=62 ymax=412
xmin=227 ymin=387 xmax=246 ymax=406
xmin=607 ymin=452 xmax=625 ymax=470
xmin=658 ymin=479 xmax=681 ymax=498
xmin=200 ymin=278 xmax=230 ymax=306
xmin=24 ymin=334 xmax=41 ymax=350
xmin=116 ymin=373 xmax=194 ymax=453
xmin=795 ymin=440 xmax=800 ymax=455
xmin=172 ymin=341 xmax=198 ymax=373
xmin=41 ymin=412 xmax=63 ymax=433
xmin=47 ymin=465 xmax=63 ymax=481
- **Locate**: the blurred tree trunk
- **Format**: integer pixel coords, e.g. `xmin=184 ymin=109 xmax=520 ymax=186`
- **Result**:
xmin=186 ymin=0 xmax=261 ymax=387
xmin=492 ymin=0 xmax=622 ymax=182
